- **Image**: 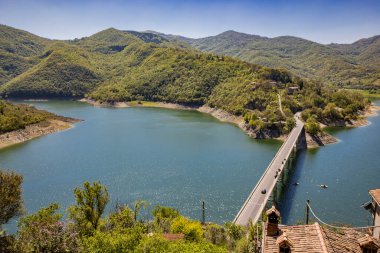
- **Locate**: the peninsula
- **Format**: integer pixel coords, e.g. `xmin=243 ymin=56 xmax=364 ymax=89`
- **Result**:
xmin=0 ymin=100 xmax=79 ymax=149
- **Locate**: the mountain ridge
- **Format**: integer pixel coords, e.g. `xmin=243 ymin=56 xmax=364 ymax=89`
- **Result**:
xmin=163 ymin=30 xmax=380 ymax=86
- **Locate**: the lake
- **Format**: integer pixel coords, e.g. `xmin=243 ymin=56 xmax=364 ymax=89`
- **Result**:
xmin=1 ymin=100 xmax=378 ymax=231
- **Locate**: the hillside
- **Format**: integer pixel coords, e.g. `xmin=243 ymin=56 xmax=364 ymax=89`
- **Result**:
xmin=0 ymin=42 xmax=101 ymax=97
xmin=0 ymin=25 xmax=371 ymax=138
xmin=169 ymin=30 xmax=380 ymax=87
xmin=329 ymin=35 xmax=380 ymax=75
xmin=0 ymin=25 xmax=49 ymax=85
xmin=0 ymin=100 xmax=63 ymax=134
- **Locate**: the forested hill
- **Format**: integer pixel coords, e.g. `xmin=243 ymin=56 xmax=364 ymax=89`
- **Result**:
xmin=0 ymin=25 xmax=49 ymax=85
xmin=0 ymin=25 xmax=371 ymax=138
xmin=0 ymin=24 xmax=298 ymax=105
xmin=166 ymin=30 xmax=380 ymax=87
xmin=0 ymin=100 xmax=63 ymax=134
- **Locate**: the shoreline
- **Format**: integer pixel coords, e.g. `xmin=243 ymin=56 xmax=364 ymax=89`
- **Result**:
xmin=0 ymin=117 xmax=80 ymax=150
xmin=2 ymin=98 xmax=377 ymax=150
xmin=82 ymin=98 xmax=380 ymax=149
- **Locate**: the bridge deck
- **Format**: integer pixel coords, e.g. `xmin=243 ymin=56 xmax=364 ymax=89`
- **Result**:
xmin=234 ymin=113 xmax=304 ymax=226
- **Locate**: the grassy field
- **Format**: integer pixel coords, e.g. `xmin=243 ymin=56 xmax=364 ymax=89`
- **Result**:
xmin=355 ymin=90 xmax=380 ymax=100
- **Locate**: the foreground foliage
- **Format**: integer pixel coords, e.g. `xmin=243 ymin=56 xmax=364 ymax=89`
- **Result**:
xmin=0 ymin=170 xmax=23 ymax=228
xmin=0 ymin=179 xmax=259 ymax=253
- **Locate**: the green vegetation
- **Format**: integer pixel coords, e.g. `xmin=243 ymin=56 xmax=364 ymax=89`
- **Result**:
xmin=175 ymin=30 xmax=380 ymax=87
xmin=0 ymin=176 xmax=260 ymax=253
xmin=0 ymin=170 xmax=23 ymax=252
xmin=355 ymin=89 xmax=380 ymax=100
xmin=0 ymin=100 xmax=58 ymax=134
xmin=0 ymin=43 xmax=101 ymax=97
xmin=68 ymin=182 xmax=109 ymax=236
xmin=0 ymin=25 xmax=373 ymax=137
xmin=0 ymin=24 xmax=48 ymax=85
xmin=0 ymin=170 xmax=23 ymax=227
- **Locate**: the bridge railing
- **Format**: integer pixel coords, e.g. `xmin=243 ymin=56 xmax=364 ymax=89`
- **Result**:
xmin=234 ymin=119 xmax=305 ymax=225
xmin=233 ymin=123 xmax=301 ymax=224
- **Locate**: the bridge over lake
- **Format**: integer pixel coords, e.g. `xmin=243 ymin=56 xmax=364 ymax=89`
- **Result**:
xmin=234 ymin=112 xmax=306 ymax=226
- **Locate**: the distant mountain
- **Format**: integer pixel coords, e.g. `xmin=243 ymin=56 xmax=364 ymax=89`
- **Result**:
xmin=329 ymin=35 xmax=380 ymax=69
xmin=167 ymin=30 xmax=380 ymax=87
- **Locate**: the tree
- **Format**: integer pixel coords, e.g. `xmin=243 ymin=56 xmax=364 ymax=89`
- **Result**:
xmin=133 ymin=199 xmax=149 ymax=222
xmin=284 ymin=117 xmax=296 ymax=133
xmin=15 ymin=203 xmax=81 ymax=253
xmin=68 ymin=181 xmax=109 ymax=236
xmin=204 ymin=224 xmax=227 ymax=246
xmin=322 ymin=103 xmax=343 ymax=121
xmin=0 ymin=170 xmax=23 ymax=228
xmin=152 ymin=205 xmax=179 ymax=232
xmin=224 ymin=222 xmax=245 ymax=250
xmin=305 ymin=117 xmax=321 ymax=135
xmin=171 ymin=216 xmax=203 ymax=242
xmin=108 ymin=204 xmax=135 ymax=230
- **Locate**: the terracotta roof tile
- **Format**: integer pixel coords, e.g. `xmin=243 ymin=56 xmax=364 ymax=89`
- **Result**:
xmin=266 ymin=206 xmax=281 ymax=217
xmin=321 ymin=226 xmax=380 ymax=252
xmin=263 ymin=222 xmax=380 ymax=252
xmin=264 ymin=223 xmax=325 ymax=252
xmin=162 ymin=233 xmax=184 ymax=241
xmin=276 ymin=232 xmax=294 ymax=247
xmin=370 ymin=189 xmax=380 ymax=205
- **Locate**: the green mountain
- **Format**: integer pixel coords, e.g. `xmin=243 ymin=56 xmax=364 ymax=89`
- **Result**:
xmin=1 ymin=42 xmax=101 ymax=97
xmin=0 ymin=25 xmax=49 ymax=85
xmin=329 ymin=35 xmax=380 ymax=70
xmin=169 ymin=30 xmax=380 ymax=87
xmin=0 ymin=25 xmax=371 ymax=137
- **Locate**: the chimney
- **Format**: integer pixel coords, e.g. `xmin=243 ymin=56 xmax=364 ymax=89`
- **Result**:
xmin=266 ymin=206 xmax=281 ymax=236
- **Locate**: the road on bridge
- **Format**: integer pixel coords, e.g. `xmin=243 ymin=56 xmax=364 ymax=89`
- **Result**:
xmin=234 ymin=112 xmax=304 ymax=226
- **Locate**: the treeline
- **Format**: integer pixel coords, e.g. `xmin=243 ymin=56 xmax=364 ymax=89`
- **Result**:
xmin=0 ymin=170 xmax=260 ymax=253
xmin=0 ymin=100 xmax=55 ymax=134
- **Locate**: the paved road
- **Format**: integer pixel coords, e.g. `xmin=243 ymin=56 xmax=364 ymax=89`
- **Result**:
xmin=234 ymin=113 xmax=304 ymax=226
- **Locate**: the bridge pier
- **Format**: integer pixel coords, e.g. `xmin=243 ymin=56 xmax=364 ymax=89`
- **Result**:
xmin=296 ymin=127 xmax=307 ymax=150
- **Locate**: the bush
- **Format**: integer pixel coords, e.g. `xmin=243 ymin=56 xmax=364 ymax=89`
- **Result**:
xmin=171 ymin=216 xmax=203 ymax=242
xmin=204 ymin=224 xmax=227 ymax=246
xmin=305 ymin=117 xmax=321 ymax=135
xmin=15 ymin=203 xmax=81 ymax=253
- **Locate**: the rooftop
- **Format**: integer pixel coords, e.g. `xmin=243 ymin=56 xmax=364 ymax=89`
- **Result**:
xmin=263 ymin=222 xmax=380 ymax=252
xmin=264 ymin=223 xmax=327 ymax=252
xmin=370 ymin=189 xmax=380 ymax=205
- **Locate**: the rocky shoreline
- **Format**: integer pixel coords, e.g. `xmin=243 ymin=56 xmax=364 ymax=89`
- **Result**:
xmin=80 ymin=98 xmax=379 ymax=149
xmin=0 ymin=117 xmax=80 ymax=149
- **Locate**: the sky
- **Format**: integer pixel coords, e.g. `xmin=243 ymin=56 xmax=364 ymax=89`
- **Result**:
xmin=0 ymin=0 xmax=379 ymax=44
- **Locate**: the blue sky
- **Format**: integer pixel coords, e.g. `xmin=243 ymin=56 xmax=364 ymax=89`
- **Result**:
xmin=0 ymin=0 xmax=379 ymax=44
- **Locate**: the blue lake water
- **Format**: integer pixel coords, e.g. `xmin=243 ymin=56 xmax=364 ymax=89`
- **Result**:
xmin=1 ymin=100 xmax=379 ymax=232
